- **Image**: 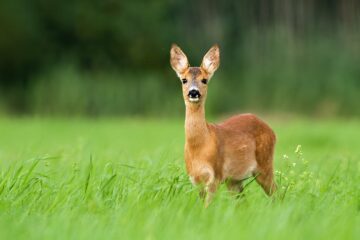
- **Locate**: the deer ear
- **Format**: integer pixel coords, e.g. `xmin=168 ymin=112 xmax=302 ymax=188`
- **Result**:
xmin=170 ymin=44 xmax=189 ymax=77
xmin=201 ymin=44 xmax=220 ymax=77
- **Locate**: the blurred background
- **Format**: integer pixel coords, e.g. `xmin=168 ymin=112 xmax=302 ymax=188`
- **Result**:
xmin=0 ymin=0 xmax=359 ymax=118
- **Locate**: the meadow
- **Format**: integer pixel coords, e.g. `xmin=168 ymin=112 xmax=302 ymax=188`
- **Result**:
xmin=0 ymin=117 xmax=359 ymax=239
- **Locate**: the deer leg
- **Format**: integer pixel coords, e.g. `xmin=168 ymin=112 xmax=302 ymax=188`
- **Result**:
xmin=199 ymin=188 xmax=206 ymax=199
xmin=255 ymin=171 xmax=276 ymax=196
xmin=204 ymin=180 xmax=218 ymax=208
xmin=226 ymin=179 xmax=244 ymax=198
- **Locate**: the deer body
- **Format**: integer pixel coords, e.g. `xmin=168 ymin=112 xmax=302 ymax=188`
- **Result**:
xmin=170 ymin=44 xmax=276 ymax=206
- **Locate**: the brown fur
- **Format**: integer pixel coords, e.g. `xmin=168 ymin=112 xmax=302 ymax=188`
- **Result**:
xmin=170 ymin=44 xmax=276 ymax=207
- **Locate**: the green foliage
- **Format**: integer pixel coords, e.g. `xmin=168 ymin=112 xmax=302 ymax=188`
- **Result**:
xmin=0 ymin=118 xmax=359 ymax=239
xmin=0 ymin=1 xmax=360 ymax=116
xmin=28 ymin=64 xmax=182 ymax=116
xmin=25 ymin=39 xmax=360 ymax=117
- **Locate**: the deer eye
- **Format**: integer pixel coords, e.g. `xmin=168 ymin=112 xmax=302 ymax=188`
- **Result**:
xmin=182 ymin=79 xmax=188 ymax=84
xmin=201 ymin=79 xmax=208 ymax=84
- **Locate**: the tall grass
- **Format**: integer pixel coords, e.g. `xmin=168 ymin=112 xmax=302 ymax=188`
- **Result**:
xmin=0 ymin=118 xmax=359 ymax=239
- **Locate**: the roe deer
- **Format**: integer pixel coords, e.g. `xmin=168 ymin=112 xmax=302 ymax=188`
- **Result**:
xmin=170 ymin=44 xmax=276 ymax=207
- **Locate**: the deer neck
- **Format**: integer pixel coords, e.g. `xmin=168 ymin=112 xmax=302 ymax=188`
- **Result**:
xmin=185 ymin=103 xmax=209 ymax=146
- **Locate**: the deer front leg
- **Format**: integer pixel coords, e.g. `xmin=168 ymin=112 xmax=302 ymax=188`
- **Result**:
xmin=226 ymin=179 xmax=244 ymax=198
xmin=199 ymin=187 xmax=206 ymax=199
xmin=204 ymin=180 xmax=218 ymax=208
xmin=198 ymin=181 xmax=218 ymax=206
xmin=190 ymin=166 xmax=218 ymax=207
xmin=201 ymin=167 xmax=218 ymax=208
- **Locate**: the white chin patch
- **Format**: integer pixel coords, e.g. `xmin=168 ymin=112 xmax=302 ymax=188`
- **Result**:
xmin=189 ymin=98 xmax=200 ymax=103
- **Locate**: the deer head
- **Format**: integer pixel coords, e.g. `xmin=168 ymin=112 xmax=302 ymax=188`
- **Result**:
xmin=170 ymin=44 xmax=220 ymax=106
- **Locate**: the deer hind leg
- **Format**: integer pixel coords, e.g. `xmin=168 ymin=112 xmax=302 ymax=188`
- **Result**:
xmin=255 ymin=169 xmax=276 ymax=196
xmin=255 ymin=133 xmax=276 ymax=196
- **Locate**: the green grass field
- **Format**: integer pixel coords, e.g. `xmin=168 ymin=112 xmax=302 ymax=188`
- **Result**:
xmin=0 ymin=117 xmax=359 ymax=239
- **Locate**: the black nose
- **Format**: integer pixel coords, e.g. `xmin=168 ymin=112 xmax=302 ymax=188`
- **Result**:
xmin=188 ymin=89 xmax=201 ymax=98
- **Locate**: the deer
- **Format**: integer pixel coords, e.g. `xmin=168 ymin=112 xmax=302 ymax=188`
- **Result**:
xmin=170 ymin=44 xmax=277 ymax=207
